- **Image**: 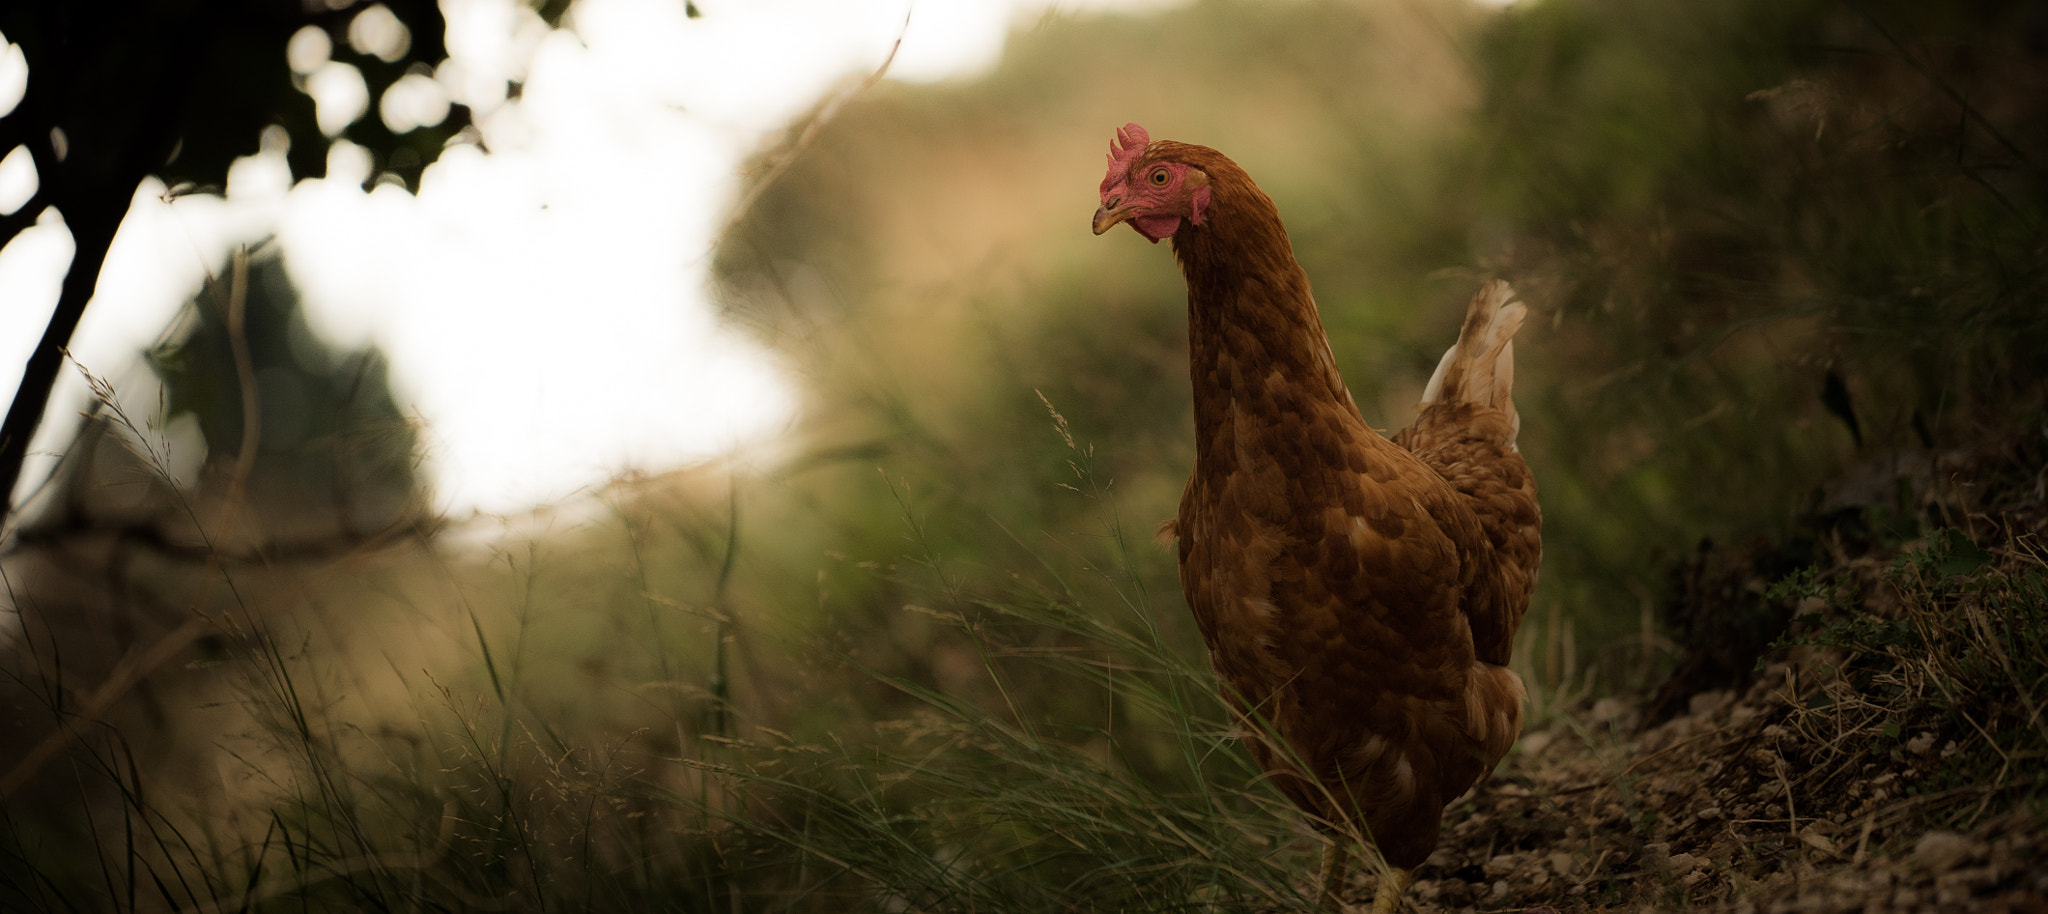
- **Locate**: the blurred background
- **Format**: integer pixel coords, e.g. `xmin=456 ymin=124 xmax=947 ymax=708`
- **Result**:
xmin=0 ymin=0 xmax=2042 ymax=910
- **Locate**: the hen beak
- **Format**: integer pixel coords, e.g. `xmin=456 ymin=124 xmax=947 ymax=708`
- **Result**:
xmin=1092 ymin=200 xmax=1135 ymax=235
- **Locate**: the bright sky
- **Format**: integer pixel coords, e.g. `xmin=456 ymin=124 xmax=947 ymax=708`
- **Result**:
xmin=0 ymin=0 xmax=1181 ymax=517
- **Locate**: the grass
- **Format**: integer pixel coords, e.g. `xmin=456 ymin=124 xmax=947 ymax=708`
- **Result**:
xmin=0 ymin=370 xmax=1344 ymax=912
xmin=1769 ymin=521 xmax=2048 ymax=829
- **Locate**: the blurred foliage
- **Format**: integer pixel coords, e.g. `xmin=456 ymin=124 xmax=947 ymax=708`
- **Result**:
xmin=146 ymin=256 xmax=421 ymax=529
xmin=715 ymin=0 xmax=2048 ymax=687
xmin=6 ymin=0 xmax=2048 ymax=909
xmin=0 ymin=0 xmax=468 ymax=520
xmin=1472 ymin=0 xmax=2048 ymax=658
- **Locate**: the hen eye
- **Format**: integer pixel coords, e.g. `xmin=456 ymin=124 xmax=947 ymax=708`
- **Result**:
xmin=1149 ymin=169 xmax=1170 ymax=186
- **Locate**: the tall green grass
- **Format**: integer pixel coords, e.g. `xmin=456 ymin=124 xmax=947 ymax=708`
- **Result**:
xmin=0 ymin=380 xmax=1359 ymax=912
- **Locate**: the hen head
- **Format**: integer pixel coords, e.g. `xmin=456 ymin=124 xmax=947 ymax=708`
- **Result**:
xmin=1092 ymin=123 xmax=1211 ymax=243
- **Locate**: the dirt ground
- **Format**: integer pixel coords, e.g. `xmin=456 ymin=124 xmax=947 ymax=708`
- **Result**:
xmin=1372 ymin=442 xmax=2048 ymax=913
xmin=1406 ymin=669 xmax=2046 ymax=913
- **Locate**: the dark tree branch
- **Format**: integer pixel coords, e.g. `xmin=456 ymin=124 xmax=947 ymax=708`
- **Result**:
xmin=0 ymin=1 xmax=458 ymax=530
xmin=0 ymin=200 xmax=122 ymax=530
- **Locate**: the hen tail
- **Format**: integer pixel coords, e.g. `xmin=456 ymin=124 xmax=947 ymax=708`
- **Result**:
xmin=1401 ymin=280 xmax=1541 ymax=669
xmin=1418 ymin=280 xmax=1526 ymax=448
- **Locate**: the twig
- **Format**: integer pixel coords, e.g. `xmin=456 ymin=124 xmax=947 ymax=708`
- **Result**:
xmin=222 ymin=249 xmax=261 ymax=532
xmin=713 ymin=12 xmax=908 ymax=247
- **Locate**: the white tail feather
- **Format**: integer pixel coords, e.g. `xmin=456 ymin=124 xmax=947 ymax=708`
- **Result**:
xmin=1420 ymin=343 xmax=1459 ymax=405
xmin=1419 ymin=280 xmax=1527 ymax=445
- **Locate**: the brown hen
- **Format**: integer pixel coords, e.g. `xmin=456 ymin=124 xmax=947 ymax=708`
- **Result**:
xmin=1092 ymin=124 xmax=1540 ymax=912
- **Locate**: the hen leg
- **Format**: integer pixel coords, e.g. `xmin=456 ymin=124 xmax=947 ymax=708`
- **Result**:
xmin=1315 ymin=841 xmax=1349 ymax=910
xmin=1369 ymin=868 xmax=1413 ymax=914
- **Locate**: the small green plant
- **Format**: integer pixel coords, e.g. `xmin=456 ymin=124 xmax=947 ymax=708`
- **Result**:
xmin=1770 ymin=564 xmax=1917 ymax=659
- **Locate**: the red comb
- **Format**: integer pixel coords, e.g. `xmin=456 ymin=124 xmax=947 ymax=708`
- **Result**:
xmin=1100 ymin=122 xmax=1150 ymax=195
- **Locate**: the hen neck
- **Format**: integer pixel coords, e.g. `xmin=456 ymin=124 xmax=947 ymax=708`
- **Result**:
xmin=1171 ymin=198 xmax=1365 ymax=471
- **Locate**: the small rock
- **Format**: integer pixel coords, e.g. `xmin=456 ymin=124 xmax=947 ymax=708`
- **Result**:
xmin=1698 ymin=805 xmax=1725 ymax=821
xmin=1799 ymin=831 xmax=1838 ymax=856
xmin=1907 ymin=731 xmax=1936 ymax=755
xmin=1484 ymin=853 xmax=1521 ymax=878
xmin=1655 ymin=716 xmax=1696 ymax=743
xmin=1689 ymin=689 xmax=1732 ymax=718
xmin=1591 ymin=697 xmax=1632 ymax=726
xmin=1519 ymin=731 xmax=1555 ymax=756
xmin=1491 ymin=879 xmax=1510 ymax=897
xmin=1547 ymin=852 xmax=1575 ymax=876
xmin=1914 ymin=831 xmax=1974 ymax=871
xmin=1668 ymin=852 xmax=1701 ymax=873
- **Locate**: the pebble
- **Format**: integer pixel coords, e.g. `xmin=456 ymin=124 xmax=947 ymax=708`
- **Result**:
xmin=1913 ymin=831 xmax=1974 ymax=871
xmin=1799 ymin=831 xmax=1837 ymax=856
xmin=1483 ymin=853 xmax=1520 ymax=878
xmin=1546 ymin=852 xmax=1575 ymax=877
xmin=1689 ymin=689 xmax=1733 ymax=717
xmin=1591 ymin=697 xmax=1632 ymax=725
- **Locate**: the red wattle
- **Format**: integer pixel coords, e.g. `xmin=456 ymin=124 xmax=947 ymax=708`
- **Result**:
xmin=1133 ymin=214 xmax=1182 ymax=242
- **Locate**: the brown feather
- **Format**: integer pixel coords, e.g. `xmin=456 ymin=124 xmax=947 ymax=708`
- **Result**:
xmin=1126 ymin=140 xmax=1542 ymax=873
